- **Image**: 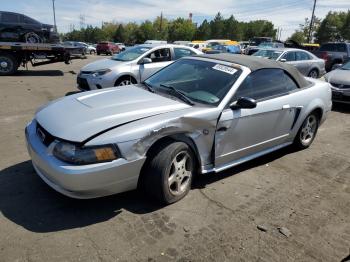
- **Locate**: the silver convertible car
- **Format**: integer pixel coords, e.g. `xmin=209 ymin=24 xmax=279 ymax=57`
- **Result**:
xmin=26 ymin=54 xmax=332 ymax=204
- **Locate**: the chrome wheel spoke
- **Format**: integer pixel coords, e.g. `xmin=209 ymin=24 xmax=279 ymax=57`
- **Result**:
xmin=168 ymin=151 xmax=192 ymax=196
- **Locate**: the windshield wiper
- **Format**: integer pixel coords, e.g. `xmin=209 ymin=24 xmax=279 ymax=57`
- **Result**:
xmin=143 ymin=81 xmax=155 ymax=93
xmin=160 ymin=84 xmax=194 ymax=105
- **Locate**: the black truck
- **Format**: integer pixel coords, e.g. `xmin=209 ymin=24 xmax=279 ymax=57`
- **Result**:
xmin=313 ymin=42 xmax=350 ymax=71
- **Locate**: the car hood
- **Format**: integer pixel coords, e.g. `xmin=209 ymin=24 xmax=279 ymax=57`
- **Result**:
xmin=325 ymin=69 xmax=350 ymax=84
xmin=35 ymin=86 xmax=191 ymax=143
xmin=81 ymin=58 xmax=126 ymax=72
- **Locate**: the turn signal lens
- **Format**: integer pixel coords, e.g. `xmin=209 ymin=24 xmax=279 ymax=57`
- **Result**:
xmin=93 ymin=147 xmax=117 ymax=161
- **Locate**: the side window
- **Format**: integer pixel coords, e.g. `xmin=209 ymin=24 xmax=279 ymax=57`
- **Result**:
xmin=174 ymin=48 xmax=195 ymax=60
xmin=147 ymin=48 xmax=171 ymax=63
xmin=296 ymin=52 xmax=310 ymax=60
xmin=232 ymin=69 xmax=298 ymax=101
xmin=320 ymin=44 xmax=335 ymax=52
xmin=20 ymin=15 xmax=38 ymax=24
xmin=337 ymin=44 xmax=346 ymax=52
xmin=282 ymin=52 xmax=296 ymax=61
xmin=2 ymin=13 xmax=19 ymax=23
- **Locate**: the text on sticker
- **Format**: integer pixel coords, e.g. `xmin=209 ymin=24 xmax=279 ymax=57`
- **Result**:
xmin=212 ymin=64 xmax=237 ymax=75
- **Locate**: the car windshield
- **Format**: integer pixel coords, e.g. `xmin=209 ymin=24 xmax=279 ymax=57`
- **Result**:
xmin=258 ymin=42 xmax=273 ymax=48
xmin=253 ymin=49 xmax=282 ymax=60
xmin=112 ymin=46 xmax=151 ymax=61
xmin=341 ymin=61 xmax=350 ymax=70
xmin=144 ymin=59 xmax=242 ymax=106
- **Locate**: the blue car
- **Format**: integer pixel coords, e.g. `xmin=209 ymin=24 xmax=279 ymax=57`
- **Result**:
xmin=205 ymin=44 xmax=241 ymax=54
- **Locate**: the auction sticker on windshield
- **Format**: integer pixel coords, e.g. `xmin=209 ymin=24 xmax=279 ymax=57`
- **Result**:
xmin=212 ymin=64 xmax=237 ymax=75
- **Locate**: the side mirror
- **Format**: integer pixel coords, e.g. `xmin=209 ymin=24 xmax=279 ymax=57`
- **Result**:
xmin=230 ymin=97 xmax=257 ymax=110
xmin=139 ymin=57 xmax=152 ymax=64
xmin=280 ymin=58 xmax=286 ymax=62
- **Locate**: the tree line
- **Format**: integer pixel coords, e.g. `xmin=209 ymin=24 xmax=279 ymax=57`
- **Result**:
xmin=61 ymin=12 xmax=277 ymax=44
xmin=289 ymin=10 xmax=350 ymax=44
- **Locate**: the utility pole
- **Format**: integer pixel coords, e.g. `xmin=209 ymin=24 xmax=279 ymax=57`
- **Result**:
xmin=308 ymin=0 xmax=317 ymax=43
xmin=52 ymin=0 xmax=57 ymax=32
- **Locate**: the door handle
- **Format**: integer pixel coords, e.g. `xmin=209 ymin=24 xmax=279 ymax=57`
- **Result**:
xmin=282 ymin=104 xmax=291 ymax=110
xmin=217 ymin=126 xmax=228 ymax=132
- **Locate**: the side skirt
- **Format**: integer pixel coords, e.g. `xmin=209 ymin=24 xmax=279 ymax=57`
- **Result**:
xmin=201 ymin=142 xmax=293 ymax=174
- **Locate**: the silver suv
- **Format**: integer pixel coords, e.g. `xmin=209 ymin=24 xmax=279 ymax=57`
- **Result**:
xmin=77 ymin=44 xmax=202 ymax=90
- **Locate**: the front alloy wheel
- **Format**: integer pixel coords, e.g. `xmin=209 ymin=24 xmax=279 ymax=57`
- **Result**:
xmin=143 ymin=141 xmax=195 ymax=204
xmin=168 ymin=151 xmax=192 ymax=196
xmin=118 ymin=79 xmax=132 ymax=86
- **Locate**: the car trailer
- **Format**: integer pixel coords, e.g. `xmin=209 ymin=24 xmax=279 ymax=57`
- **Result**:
xmin=0 ymin=42 xmax=83 ymax=76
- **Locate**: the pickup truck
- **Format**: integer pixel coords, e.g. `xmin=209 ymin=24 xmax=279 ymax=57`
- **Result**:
xmin=313 ymin=42 xmax=350 ymax=71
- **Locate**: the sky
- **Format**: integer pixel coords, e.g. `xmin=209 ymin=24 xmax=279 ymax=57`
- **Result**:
xmin=1 ymin=0 xmax=349 ymax=40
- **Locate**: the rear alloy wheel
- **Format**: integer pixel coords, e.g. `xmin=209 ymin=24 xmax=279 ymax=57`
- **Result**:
xmin=294 ymin=113 xmax=319 ymax=149
xmin=308 ymin=69 xmax=318 ymax=78
xmin=143 ymin=142 xmax=195 ymax=204
xmin=24 ymin=32 xmax=42 ymax=43
xmin=0 ymin=53 xmax=18 ymax=76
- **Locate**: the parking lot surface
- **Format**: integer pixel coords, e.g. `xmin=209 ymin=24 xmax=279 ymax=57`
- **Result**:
xmin=0 ymin=56 xmax=349 ymax=262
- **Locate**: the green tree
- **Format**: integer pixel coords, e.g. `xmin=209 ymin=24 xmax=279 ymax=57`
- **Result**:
xmin=223 ymin=15 xmax=241 ymax=40
xmin=341 ymin=11 xmax=350 ymax=40
xmin=102 ymin=22 xmax=118 ymax=41
xmin=137 ymin=20 xmax=155 ymax=43
xmin=289 ymin=30 xmax=306 ymax=43
xmin=153 ymin=15 xmax=168 ymax=40
xmin=210 ymin=12 xmax=225 ymax=38
xmin=124 ymin=22 xmax=139 ymax=44
xmin=113 ymin=24 xmax=126 ymax=43
xmin=316 ymin=11 xmax=347 ymax=43
xmin=194 ymin=19 xmax=211 ymax=40
xmin=168 ymin=18 xmax=196 ymax=41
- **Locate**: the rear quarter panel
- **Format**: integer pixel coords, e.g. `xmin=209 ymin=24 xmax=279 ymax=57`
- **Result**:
xmin=289 ymin=78 xmax=331 ymax=138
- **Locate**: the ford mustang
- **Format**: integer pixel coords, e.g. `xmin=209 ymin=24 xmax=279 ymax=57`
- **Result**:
xmin=25 ymin=54 xmax=332 ymax=204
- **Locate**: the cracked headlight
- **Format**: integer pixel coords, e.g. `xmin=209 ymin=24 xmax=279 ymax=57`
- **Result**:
xmin=53 ymin=141 xmax=119 ymax=165
xmin=92 ymin=69 xmax=112 ymax=77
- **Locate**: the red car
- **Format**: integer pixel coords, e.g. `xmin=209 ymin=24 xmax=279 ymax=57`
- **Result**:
xmin=96 ymin=42 xmax=120 ymax=55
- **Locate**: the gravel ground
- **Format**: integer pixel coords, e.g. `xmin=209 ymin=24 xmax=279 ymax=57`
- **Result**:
xmin=0 ymin=55 xmax=349 ymax=262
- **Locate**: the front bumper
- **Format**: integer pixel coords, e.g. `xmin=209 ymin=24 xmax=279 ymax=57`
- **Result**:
xmin=77 ymin=73 xmax=116 ymax=91
xmin=331 ymin=87 xmax=350 ymax=104
xmin=25 ymin=121 xmax=145 ymax=199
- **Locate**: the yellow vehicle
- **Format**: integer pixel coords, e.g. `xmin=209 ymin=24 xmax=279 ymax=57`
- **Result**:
xmin=202 ymin=39 xmax=239 ymax=53
xmin=187 ymin=41 xmax=207 ymax=51
xmin=301 ymin=43 xmax=320 ymax=52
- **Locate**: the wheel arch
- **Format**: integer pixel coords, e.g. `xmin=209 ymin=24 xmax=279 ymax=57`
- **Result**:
xmin=137 ymin=133 xmax=202 ymax=189
xmin=308 ymin=67 xmax=319 ymax=75
xmin=145 ymin=133 xmax=202 ymax=171
xmin=310 ymin=107 xmax=323 ymax=120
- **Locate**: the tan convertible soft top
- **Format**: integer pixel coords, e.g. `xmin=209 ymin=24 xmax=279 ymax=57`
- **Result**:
xmin=197 ymin=53 xmax=310 ymax=89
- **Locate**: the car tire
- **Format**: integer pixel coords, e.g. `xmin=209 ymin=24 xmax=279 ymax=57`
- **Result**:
xmin=90 ymin=50 xmax=95 ymax=55
xmin=293 ymin=112 xmax=319 ymax=149
xmin=308 ymin=69 xmax=319 ymax=78
xmin=0 ymin=53 xmax=18 ymax=76
xmin=97 ymin=52 xmax=100 ymax=55
xmin=115 ymin=76 xmax=137 ymax=86
xmin=143 ymin=142 xmax=195 ymax=204
xmin=23 ymin=32 xmax=43 ymax=43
